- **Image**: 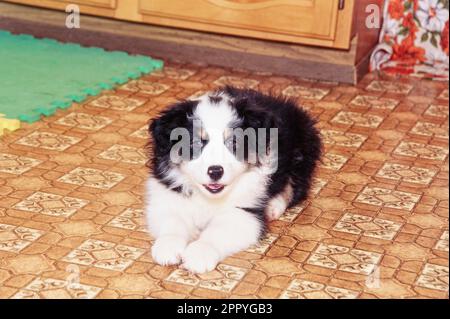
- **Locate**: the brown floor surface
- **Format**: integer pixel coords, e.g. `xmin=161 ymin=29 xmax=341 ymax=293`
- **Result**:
xmin=0 ymin=62 xmax=448 ymax=299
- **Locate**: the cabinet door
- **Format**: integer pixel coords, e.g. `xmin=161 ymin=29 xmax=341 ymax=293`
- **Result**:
xmin=5 ymin=0 xmax=117 ymax=16
xmin=138 ymin=0 xmax=352 ymax=48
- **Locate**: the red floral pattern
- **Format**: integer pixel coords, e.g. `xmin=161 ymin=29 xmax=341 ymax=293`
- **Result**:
xmin=371 ymin=0 xmax=449 ymax=80
xmin=389 ymin=0 xmax=406 ymax=19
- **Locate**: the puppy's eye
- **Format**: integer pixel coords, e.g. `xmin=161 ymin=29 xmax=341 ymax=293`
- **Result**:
xmin=191 ymin=138 xmax=208 ymax=148
xmin=224 ymin=137 xmax=235 ymax=151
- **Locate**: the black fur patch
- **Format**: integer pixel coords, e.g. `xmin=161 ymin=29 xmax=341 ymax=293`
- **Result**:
xmin=221 ymin=86 xmax=322 ymax=207
xmin=208 ymin=95 xmax=222 ymax=104
xmin=148 ymin=99 xmax=199 ymax=193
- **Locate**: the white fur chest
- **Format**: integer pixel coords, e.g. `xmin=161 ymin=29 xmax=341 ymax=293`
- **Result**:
xmin=145 ymin=167 xmax=268 ymax=240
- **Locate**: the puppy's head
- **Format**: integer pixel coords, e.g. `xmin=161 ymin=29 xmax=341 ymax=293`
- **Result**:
xmin=149 ymin=87 xmax=275 ymax=199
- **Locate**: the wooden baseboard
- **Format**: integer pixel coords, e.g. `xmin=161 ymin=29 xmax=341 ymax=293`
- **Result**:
xmin=0 ymin=2 xmax=369 ymax=84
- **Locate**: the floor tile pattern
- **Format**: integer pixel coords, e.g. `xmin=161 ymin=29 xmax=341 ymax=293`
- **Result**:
xmin=0 ymin=63 xmax=447 ymax=299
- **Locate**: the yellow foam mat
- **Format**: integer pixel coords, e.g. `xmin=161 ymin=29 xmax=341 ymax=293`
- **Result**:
xmin=0 ymin=113 xmax=21 ymax=136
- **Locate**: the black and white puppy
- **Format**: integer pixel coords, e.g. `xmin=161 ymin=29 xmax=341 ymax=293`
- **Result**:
xmin=146 ymin=86 xmax=321 ymax=273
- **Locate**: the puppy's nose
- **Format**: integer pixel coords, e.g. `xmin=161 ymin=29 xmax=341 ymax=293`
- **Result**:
xmin=207 ymin=165 xmax=224 ymax=181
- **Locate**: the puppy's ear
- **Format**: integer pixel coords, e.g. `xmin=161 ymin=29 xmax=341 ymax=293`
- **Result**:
xmin=149 ymin=100 xmax=198 ymax=156
xmin=232 ymin=96 xmax=277 ymax=162
xmin=234 ymin=97 xmax=276 ymax=131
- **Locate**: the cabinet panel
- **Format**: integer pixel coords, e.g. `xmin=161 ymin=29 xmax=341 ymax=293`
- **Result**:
xmin=5 ymin=0 xmax=117 ymax=16
xmin=139 ymin=0 xmax=341 ymax=42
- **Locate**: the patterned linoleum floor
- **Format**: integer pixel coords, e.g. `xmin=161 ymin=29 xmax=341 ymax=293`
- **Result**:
xmin=0 ymin=62 xmax=448 ymax=299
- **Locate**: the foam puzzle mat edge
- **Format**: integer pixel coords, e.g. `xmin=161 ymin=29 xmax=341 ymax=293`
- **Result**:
xmin=0 ymin=30 xmax=163 ymax=135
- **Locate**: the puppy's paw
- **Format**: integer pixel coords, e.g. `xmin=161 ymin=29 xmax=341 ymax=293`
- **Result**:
xmin=266 ymin=195 xmax=288 ymax=221
xmin=151 ymin=236 xmax=187 ymax=266
xmin=181 ymin=241 xmax=220 ymax=274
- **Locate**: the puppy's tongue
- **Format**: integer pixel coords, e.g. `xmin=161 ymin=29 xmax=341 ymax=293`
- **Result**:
xmin=203 ymin=183 xmax=225 ymax=194
xmin=207 ymin=183 xmax=223 ymax=190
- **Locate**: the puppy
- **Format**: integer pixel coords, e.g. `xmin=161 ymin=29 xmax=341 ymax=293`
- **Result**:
xmin=145 ymin=86 xmax=321 ymax=273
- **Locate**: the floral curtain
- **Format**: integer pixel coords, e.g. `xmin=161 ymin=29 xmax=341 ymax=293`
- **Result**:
xmin=371 ymin=0 xmax=449 ymax=80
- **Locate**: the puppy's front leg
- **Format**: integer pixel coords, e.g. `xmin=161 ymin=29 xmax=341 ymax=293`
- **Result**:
xmin=151 ymin=216 xmax=190 ymax=266
xmin=181 ymin=210 xmax=263 ymax=273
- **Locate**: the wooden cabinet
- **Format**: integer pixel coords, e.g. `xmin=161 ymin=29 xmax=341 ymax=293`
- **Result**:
xmin=5 ymin=0 xmax=356 ymax=49
xmin=138 ymin=0 xmax=354 ymax=48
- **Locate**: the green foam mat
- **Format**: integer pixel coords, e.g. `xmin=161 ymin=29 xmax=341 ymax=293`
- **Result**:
xmin=0 ymin=30 xmax=163 ymax=125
